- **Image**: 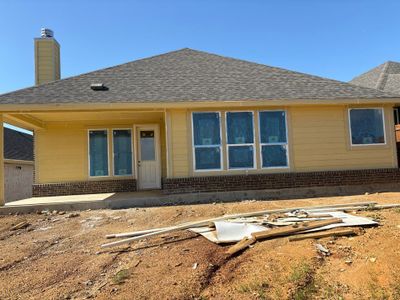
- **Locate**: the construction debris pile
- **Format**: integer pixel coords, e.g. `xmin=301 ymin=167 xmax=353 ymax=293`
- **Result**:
xmin=102 ymin=201 xmax=399 ymax=256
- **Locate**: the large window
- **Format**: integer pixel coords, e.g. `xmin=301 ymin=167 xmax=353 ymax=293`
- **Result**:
xmin=349 ymin=108 xmax=385 ymax=145
xmin=113 ymin=129 xmax=133 ymax=176
xmin=89 ymin=130 xmax=109 ymax=177
xmin=192 ymin=112 xmax=222 ymax=170
xmin=259 ymin=111 xmax=288 ymax=168
xmin=226 ymin=112 xmax=255 ymax=169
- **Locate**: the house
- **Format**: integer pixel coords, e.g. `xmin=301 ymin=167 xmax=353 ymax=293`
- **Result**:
xmin=350 ymin=61 xmax=400 ymax=163
xmin=4 ymin=127 xmax=34 ymax=202
xmin=350 ymin=61 xmax=400 ymax=122
xmin=1 ymin=29 xmax=400 ymax=205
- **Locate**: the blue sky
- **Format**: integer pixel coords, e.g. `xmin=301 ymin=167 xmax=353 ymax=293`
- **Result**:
xmin=1 ymin=0 xmax=400 ymax=95
xmin=1 ymin=0 xmax=400 ymax=134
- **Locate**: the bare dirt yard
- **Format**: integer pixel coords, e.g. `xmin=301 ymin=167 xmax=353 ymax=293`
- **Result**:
xmin=1 ymin=192 xmax=400 ymax=300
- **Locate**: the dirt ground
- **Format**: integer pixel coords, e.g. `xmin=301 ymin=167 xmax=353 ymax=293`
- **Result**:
xmin=1 ymin=192 xmax=400 ymax=300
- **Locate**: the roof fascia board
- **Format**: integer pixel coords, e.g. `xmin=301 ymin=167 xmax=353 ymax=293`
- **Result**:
xmin=1 ymin=98 xmax=400 ymax=113
xmin=3 ymin=113 xmax=46 ymax=130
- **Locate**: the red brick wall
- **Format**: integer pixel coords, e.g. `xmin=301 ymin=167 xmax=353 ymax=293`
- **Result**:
xmin=33 ymin=179 xmax=136 ymax=197
xmin=162 ymin=168 xmax=400 ymax=194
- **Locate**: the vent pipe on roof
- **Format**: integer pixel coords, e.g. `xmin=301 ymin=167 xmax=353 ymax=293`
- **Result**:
xmin=34 ymin=28 xmax=61 ymax=85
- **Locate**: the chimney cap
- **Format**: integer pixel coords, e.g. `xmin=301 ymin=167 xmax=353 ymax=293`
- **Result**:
xmin=40 ymin=28 xmax=54 ymax=38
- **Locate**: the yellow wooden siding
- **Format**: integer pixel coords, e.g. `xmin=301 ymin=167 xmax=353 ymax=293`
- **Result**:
xmin=169 ymin=110 xmax=189 ymax=177
xmin=35 ymin=39 xmax=60 ymax=85
xmin=35 ymin=125 xmax=87 ymax=183
xmin=33 ymin=105 xmax=397 ymax=184
xmin=166 ymin=105 xmax=396 ymax=178
xmin=35 ymin=113 xmax=167 ymax=183
xmin=290 ymin=105 xmax=396 ymax=171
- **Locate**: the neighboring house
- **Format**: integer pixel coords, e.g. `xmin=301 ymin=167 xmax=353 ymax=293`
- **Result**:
xmin=350 ymin=61 xmax=400 ymax=122
xmin=350 ymin=61 xmax=400 ymax=94
xmin=4 ymin=127 xmax=34 ymax=202
xmin=350 ymin=61 xmax=400 ymax=163
xmin=1 ymin=29 xmax=400 ymax=205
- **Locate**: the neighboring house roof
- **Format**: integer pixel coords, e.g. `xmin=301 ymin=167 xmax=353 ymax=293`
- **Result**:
xmin=4 ymin=128 xmax=34 ymax=161
xmin=0 ymin=48 xmax=396 ymax=105
xmin=350 ymin=61 xmax=400 ymax=95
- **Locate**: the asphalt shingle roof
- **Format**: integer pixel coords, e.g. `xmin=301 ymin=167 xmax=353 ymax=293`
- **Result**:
xmin=350 ymin=61 xmax=400 ymax=95
xmin=4 ymin=128 xmax=33 ymax=161
xmin=0 ymin=48 xmax=396 ymax=105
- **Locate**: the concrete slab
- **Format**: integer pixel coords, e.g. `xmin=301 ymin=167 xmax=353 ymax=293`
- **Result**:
xmin=2 ymin=182 xmax=400 ymax=215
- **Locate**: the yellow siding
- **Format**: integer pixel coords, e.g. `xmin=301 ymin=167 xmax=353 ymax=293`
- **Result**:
xmin=33 ymin=105 xmax=397 ymax=183
xmin=290 ymin=105 xmax=396 ymax=171
xmin=35 ymin=39 xmax=60 ymax=85
xmin=35 ymin=125 xmax=87 ymax=183
xmin=35 ymin=112 xmax=166 ymax=183
xmin=166 ymin=105 xmax=396 ymax=178
xmin=169 ymin=110 xmax=189 ymax=177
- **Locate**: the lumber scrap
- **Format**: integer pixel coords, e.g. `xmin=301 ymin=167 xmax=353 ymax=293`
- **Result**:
xmin=288 ymin=228 xmax=358 ymax=242
xmin=226 ymin=236 xmax=256 ymax=255
xmin=101 ymin=201 xmax=375 ymax=247
xmin=10 ymin=221 xmax=29 ymax=231
xmin=226 ymin=218 xmax=343 ymax=256
xmin=252 ymin=218 xmax=343 ymax=240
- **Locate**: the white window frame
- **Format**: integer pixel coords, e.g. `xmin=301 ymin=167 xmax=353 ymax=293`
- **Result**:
xmin=191 ymin=111 xmax=223 ymax=172
xmin=111 ymin=128 xmax=134 ymax=177
xmin=258 ymin=110 xmax=290 ymax=169
xmin=225 ymin=111 xmax=256 ymax=170
xmin=348 ymin=108 xmax=386 ymax=147
xmin=88 ymin=129 xmax=110 ymax=178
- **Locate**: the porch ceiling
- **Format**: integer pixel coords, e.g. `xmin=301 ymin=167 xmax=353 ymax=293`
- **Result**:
xmin=12 ymin=111 xmax=165 ymax=123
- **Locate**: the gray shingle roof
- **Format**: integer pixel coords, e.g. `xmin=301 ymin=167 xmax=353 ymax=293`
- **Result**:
xmin=0 ymin=48 xmax=396 ymax=105
xmin=4 ymin=128 xmax=33 ymax=161
xmin=350 ymin=61 xmax=400 ymax=95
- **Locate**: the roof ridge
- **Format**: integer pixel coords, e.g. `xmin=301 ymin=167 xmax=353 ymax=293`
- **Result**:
xmin=376 ymin=61 xmax=390 ymax=90
xmin=0 ymin=48 xmax=397 ymax=103
xmin=174 ymin=49 xmax=398 ymax=96
xmin=0 ymin=48 xmax=192 ymax=98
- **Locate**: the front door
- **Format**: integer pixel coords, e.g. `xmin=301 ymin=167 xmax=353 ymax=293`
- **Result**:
xmin=136 ymin=125 xmax=161 ymax=190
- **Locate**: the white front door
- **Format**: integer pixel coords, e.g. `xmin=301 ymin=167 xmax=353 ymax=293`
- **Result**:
xmin=136 ymin=125 xmax=161 ymax=190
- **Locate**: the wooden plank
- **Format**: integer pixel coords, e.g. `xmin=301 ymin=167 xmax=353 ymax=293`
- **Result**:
xmin=226 ymin=236 xmax=256 ymax=256
xmin=10 ymin=221 xmax=29 ymax=231
xmin=226 ymin=218 xmax=343 ymax=256
xmin=288 ymin=228 xmax=358 ymax=242
xmin=251 ymin=218 xmax=343 ymax=240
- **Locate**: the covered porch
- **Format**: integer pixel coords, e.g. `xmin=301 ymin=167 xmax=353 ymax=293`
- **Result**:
xmin=0 ymin=109 xmax=172 ymax=206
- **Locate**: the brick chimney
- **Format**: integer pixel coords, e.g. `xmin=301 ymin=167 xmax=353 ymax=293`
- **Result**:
xmin=34 ymin=28 xmax=60 ymax=85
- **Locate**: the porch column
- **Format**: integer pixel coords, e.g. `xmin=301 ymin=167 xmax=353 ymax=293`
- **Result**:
xmin=0 ymin=115 xmax=4 ymax=206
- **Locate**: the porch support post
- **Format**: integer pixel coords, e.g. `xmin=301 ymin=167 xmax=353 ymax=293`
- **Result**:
xmin=0 ymin=115 xmax=4 ymax=206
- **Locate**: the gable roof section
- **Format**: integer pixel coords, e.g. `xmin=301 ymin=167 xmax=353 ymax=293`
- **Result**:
xmin=4 ymin=128 xmax=33 ymax=161
xmin=350 ymin=61 xmax=400 ymax=95
xmin=0 ymin=48 xmax=395 ymax=105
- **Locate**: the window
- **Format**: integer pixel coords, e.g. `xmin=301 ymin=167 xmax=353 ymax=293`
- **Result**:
xmin=89 ymin=130 xmax=109 ymax=177
xmin=259 ymin=111 xmax=288 ymax=168
xmin=113 ymin=129 xmax=132 ymax=176
xmin=226 ymin=112 xmax=255 ymax=169
xmin=192 ymin=112 xmax=222 ymax=170
xmin=349 ymin=108 xmax=385 ymax=145
xmin=139 ymin=130 xmax=156 ymax=161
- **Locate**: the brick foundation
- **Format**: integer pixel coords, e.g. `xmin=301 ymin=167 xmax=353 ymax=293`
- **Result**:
xmin=162 ymin=168 xmax=400 ymax=194
xmin=33 ymin=179 xmax=137 ymax=197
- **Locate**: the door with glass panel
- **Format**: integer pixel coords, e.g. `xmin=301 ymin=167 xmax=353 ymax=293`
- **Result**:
xmin=136 ymin=125 xmax=161 ymax=190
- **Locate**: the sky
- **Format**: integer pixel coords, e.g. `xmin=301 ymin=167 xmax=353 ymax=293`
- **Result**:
xmin=1 ymin=0 xmax=400 ymax=133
